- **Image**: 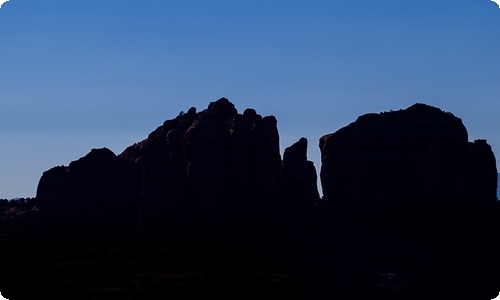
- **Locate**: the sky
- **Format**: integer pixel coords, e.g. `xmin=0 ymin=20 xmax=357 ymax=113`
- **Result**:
xmin=1 ymin=0 xmax=500 ymax=199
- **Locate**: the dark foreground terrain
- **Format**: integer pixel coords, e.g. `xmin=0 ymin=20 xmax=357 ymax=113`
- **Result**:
xmin=1 ymin=202 xmax=499 ymax=300
xmin=1 ymin=99 xmax=499 ymax=299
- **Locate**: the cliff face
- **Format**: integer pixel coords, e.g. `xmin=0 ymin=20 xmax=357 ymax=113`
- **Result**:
xmin=36 ymin=148 xmax=140 ymax=208
xmin=318 ymin=103 xmax=499 ymax=296
xmin=36 ymin=98 xmax=319 ymax=229
xmin=36 ymin=148 xmax=141 ymax=231
xmin=118 ymin=98 xmax=288 ymax=223
xmin=319 ymin=103 xmax=497 ymax=209
xmin=36 ymin=101 xmax=498 ymax=224
xmin=282 ymin=137 xmax=319 ymax=206
xmin=36 ymin=101 xmax=498 ymax=220
xmin=23 ymin=100 xmax=500 ymax=298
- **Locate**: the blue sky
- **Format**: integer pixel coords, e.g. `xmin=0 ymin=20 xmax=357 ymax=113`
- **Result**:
xmin=1 ymin=0 xmax=500 ymax=198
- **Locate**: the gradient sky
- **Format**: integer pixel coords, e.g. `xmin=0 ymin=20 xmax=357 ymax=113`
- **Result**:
xmin=1 ymin=0 xmax=500 ymax=199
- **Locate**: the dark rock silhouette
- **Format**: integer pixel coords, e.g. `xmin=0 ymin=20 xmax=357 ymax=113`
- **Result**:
xmin=467 ymin=139 xmax=498 ymax=202
xmin=2 ymin=99 xmax=496 ymax=299
xmin=35 ymin=99 xmax=320 ymax=221
xmin=283 ymin=137 xmax=319 ymax=206
xmin=319 ymin=103 xmax=491 ymax=205
xmin=319 ymin=103 xmax=499 ymax=299
xmin=38 ymin=148 xmax=139 ymax=198
xmin=36 ymin=148 xmax=140 ymax=218
xmin=117 ymin=98 xmax=287 ymax=225
xmin=246 ymin=115 xmax=283 ymax=204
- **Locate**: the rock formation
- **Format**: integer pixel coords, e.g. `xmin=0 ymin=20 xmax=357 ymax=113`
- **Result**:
xmin=36 ymin=98 xmax=319 ymax=230
xmin=18 ymin=100 xmax=500 ymax=299
xmin=36 ymin=147 xmax=141 ymax=232
xmin=318 ymin=103 xmax=499 ymax=298
xmin=118 ymin=98 xmax=287 ymax=222
xmin=319 ymin=103 xmax=498 ymax=208
xmin=283 ymin=137 xmax=319 ymax=206
xmin=36 ymin=148 xmax=140 ymax=208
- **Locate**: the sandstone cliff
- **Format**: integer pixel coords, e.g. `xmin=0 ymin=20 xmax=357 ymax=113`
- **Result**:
xmin=36 ymin=98 xmax=319 ymax=229
xmin=318 ymin=103 xmax=499 ymax=298
xmin=319 ymin=103 xmax=497 ymax=208
xmin=21 ymin=100 xmax=500 ymax=299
